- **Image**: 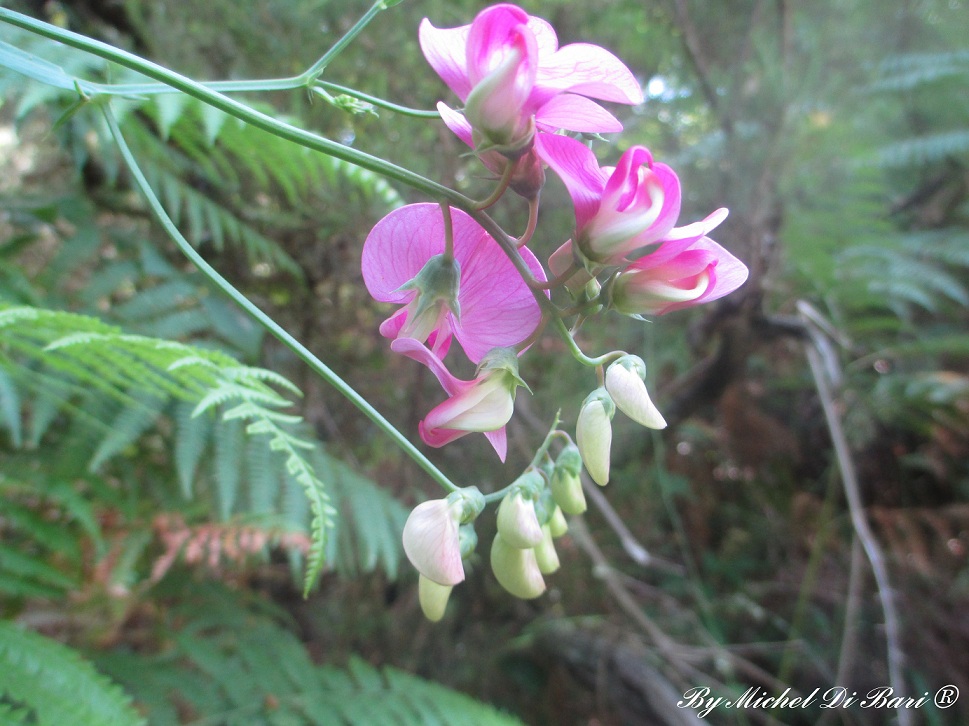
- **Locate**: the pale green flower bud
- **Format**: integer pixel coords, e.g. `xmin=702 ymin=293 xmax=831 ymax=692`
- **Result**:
xmin=550 ymin=444 xmax=586 ymax=514
xmin=547 ymin=506 xmax=569 ymax=538
xmin=496 ymin=490 xmax=543 ymax=550
xmin=418 ymin=575 xmax=453 ymax=622
xmin=533 ymin=525 xmax=560 ymax=574
xmin=605 ymin=355 xmax=667 ymax=430
xmin=576 ymin=388 xmax=615 ymax=486
xmin=490 ymin=533 xmax=546 ymax=600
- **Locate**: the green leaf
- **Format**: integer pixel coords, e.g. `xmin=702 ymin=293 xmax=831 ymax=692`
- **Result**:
xmin=0 ymin=622 xmax=146 ymax=726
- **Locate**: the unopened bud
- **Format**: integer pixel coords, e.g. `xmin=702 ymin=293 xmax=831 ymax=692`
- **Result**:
xmin=490 ymin=533 xmax=546 ymax=599
xmin=418 ymin=575 xmax=453 ymax=622
xmin=576 ymin=388 xmax=615 ymax=486
xmin=533 ymin=525 xmax=560 ymax=574
xmin=550 ymin=445 xmax=586 ymax=514
xmin=605 ymin=355 xmax=667 ymax=429
xmin=496 ymin=490 xmax=543 ymax=549
xmin=547 ymin=506 xmax=568 ymax=538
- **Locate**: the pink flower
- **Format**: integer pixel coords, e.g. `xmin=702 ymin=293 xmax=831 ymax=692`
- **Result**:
xmin=362 ymin=204 xmax=546 ymax=364
xmin=535 ymin=133 xmax=688 ymax=265
xmin=391 ymin=338 xmax=528 ymax=461
xmin=609 ymin=237 xmax=749 ymax=316
xmin=420 ymin=4 xmax=642 ymax=153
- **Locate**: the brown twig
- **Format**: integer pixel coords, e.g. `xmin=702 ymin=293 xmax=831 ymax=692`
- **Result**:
xmin=800 ymin=302 xmax=910 ymax=726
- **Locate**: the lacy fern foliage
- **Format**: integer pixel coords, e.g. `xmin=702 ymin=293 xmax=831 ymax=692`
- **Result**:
xmin=0 ymin=622 xmax=145 ymax=726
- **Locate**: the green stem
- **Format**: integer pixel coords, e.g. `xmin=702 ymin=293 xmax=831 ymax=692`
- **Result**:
xmin=316 ymin=82 xmax=441 ymax=119
xmin=482 ymin=414 xmax=564 ymax=505
xmin=472 ymin=162 xmax=515 ymax=210
xmin=0 ymin=8 xmax=463 ymax=205
xmin=554 ymin=319 xmax=625 ymax=368
xmin=440 ymin=202 xmax=455 ymax=262
xmin=101 ymin=105 xmax=459 ymax=495
xmin=300 ymin=0 xmax=388 ymax=83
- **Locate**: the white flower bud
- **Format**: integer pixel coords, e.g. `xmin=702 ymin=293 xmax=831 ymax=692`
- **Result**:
xmin=533 ymin=525 xmax=560 ymax=574
xmin=576 ymin=388 xmax=615 ymax=486
xmin=605 ymin=355 xmax=666 ymax=429
xmin=418 ymin=575 xmax=453 ymax=622
xmin=496 ymin=491 xmax=544 ymax=549
xmin=490 ymin=533 xmax=546 ymax=600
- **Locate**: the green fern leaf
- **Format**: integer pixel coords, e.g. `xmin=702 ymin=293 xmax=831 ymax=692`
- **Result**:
xmin=0 ymin=622 xmax=146 ymax=726
xmin=174 ymin=399 xmax=211 ymax=499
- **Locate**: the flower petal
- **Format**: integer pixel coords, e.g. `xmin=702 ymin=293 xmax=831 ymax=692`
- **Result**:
xmin=642 ymin=207 xmax=729 ymax=266
xmin=680 ymin=237 xmax=749 ymax=309
xmin=436 ymin=102 xmax=474 ymax=147
xmin=390 ymin=337 xmax=467 ymax=397
xmin=535 ymin=42 xmax=643 ymax=105
xmin=419 ymin=18 xmax=472 ymax=101
xmin=450 ymin=221 xmax=547 ymax=362
xmin=536 ymin=93 xmax=623 ymax=134
xmin=534 ymin=133 xmax=606 ymax=231
xmin=402 ymin=499 xmax=465 ymax=586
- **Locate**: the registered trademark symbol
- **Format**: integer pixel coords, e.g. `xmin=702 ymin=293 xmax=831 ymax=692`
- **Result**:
xmin=934 ymin=685 xmax=959 ymax=709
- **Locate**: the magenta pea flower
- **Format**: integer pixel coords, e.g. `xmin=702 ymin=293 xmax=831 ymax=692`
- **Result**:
xmin=420 ymin=3 xmax=643 ymax=155
xmin=362 ymin=203 xmax=546 ymax=364
xmin=391 ymin=338 xmax=528 ymax=461
xmin=608 ymin=237 xmax=749 ymax=316
xmin=535 ymin=132 xmax=689 ymax=265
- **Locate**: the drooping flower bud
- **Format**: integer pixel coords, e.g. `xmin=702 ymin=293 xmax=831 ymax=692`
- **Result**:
xmin=533 ymin=525 xmax=560 ymax=574
xmin=418 ymin=575 xmax=453 ymax=622
xmin=402 ymin=487 xmax=484 ymax=586
xmin=576 ymin=388 xmax=615 ymax=486
xmin=550 ymin=444 xmax=586 ymax=514
xmin=490 ymin=533 xmax=546 ymax=599
xmin=496 ymin=489 xmax=544 ymax=549
xmin=547 ymin=506 xmax=569 ymax=538
xmin=604 ymin=355 xmax=667 ymax=430
xmin=495 ymin=470 xmax=545 ymax=549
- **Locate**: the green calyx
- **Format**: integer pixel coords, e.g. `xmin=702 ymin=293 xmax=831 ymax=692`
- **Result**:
xmin=610 ymin=354 xmax=647 ymax=380
xmin=397 ymin=253 xmax=461 ymax=322
xmin=477 ymin=347 xmax=531 ymax=393
xmin=446 ymin=486 xmax=485 ymax=524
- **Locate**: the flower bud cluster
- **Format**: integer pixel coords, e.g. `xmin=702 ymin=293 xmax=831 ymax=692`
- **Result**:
xmin=491 ymin=471 xmax=567 ymax=600
xmin=576 ymin=356 xmax=667 ymax=486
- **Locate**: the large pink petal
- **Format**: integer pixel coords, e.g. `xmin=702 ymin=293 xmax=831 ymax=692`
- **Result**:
xmin=419 ymin=19 xmax=473 ymax=101
xmin=535 ymin=94 xmax=623 ymax=134
xmin=534 ymin=133 xmax=606 ymax=231
xmin=361 ymin=204 xmax=479 ymax=302
xmin=526 ymin=15 xmax=559 ymax=56
xmin=451 ymin=226 xmax=547 ymax=362
xmin=534 ymin=43 xmax=643 ymax=105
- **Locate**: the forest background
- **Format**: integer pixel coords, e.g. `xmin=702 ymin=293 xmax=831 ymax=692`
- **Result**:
xmin=1 ymin=0 xmax=968 ymax=724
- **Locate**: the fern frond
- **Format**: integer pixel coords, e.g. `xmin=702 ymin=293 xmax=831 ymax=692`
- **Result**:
xmin=95 ymin=597 xmax=524 ymax=726
xmin=0 ymin=304 xmax=335 ymax=583
xmin=0 ymin=622 xmax=146 ymax=726
xmin=874 ymin=130 xmax=969 ymax=168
